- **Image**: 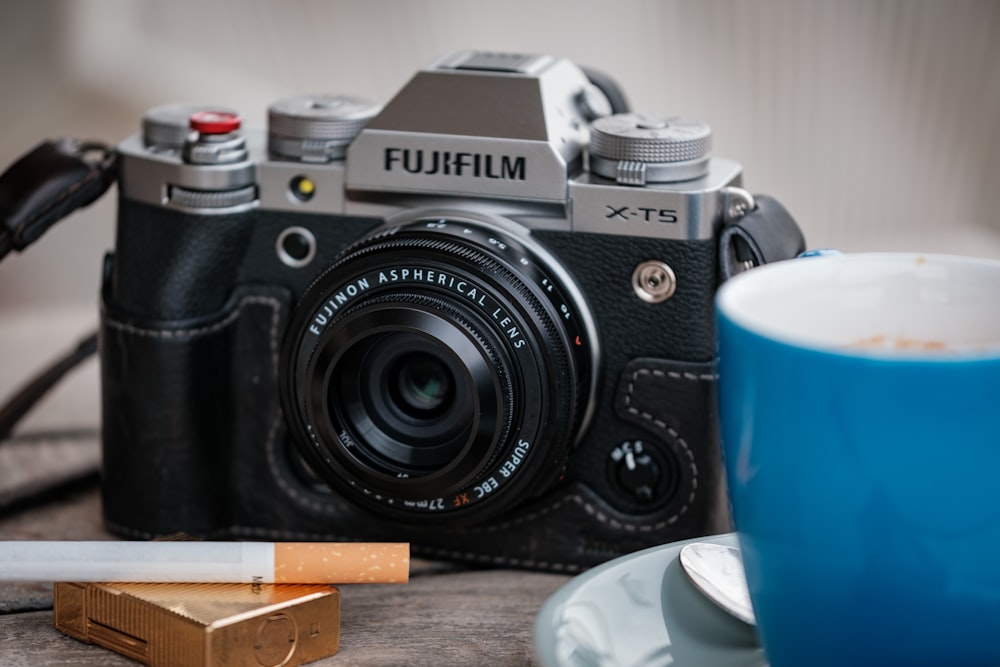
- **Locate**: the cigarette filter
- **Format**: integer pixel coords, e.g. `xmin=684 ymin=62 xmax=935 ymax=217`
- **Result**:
xmin=54 ymin=581 xmax=340 ymax=667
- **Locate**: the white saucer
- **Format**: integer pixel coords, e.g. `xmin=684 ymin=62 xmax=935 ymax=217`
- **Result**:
xmin=534 ymin=533 xmax=767 ymax=667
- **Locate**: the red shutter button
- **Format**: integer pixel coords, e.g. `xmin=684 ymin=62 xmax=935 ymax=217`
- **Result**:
xmin=189 ymin=110 xmax=242 ymax=135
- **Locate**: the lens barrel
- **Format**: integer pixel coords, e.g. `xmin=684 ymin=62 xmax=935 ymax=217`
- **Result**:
xmin=281 ymin=217 xmax=595 ymax=522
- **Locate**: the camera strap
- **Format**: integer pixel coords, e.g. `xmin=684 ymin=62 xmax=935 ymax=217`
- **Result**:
xmin=0 ymin=138 xmax=117 ymax=262
xmin=0 ymin=139 xmax=115 ymax=450
xmin=719 ymin=194 xmax=806 ymax=280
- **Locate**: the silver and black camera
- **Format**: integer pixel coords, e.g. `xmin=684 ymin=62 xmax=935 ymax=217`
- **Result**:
xmin=100 ymin=51 xmax=803 ymax=570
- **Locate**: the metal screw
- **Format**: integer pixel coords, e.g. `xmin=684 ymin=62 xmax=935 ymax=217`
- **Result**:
xmin=632 ymin=260 xmax=676 ymax=303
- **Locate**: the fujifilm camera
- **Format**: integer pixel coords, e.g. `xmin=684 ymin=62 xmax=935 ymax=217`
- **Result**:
xmin=100 ymin=51 xmax=801 ymax=570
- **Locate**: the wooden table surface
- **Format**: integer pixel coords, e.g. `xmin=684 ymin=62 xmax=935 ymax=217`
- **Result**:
xmin=0 ymin=483 xmax=570 ymax=666
xmin=0 ymin=311 xmax=572 ymax=666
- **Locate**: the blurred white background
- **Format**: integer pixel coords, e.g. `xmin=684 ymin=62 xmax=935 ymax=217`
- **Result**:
xmin=1 ymin=0 xmax=998 ymax=315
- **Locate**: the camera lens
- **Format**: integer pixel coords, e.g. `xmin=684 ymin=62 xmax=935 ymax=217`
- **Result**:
xmin=281 ymin=217 xmax=597 ymax=522
xmin=392 ymin=351 xmax=453 ymax=417
xmin=327 ymin=327 xmax=486 ymax=477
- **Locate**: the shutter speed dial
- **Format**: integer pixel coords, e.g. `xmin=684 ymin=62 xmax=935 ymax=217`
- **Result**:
xmin=589 ymin=113 xmax=712 ymax=185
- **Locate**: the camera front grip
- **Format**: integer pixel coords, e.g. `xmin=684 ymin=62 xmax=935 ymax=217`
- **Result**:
xmin=613 ymin=357 xmax=730 ymax=530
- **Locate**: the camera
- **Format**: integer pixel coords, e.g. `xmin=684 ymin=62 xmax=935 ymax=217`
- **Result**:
xmin=99 ymin=51 xmax=799 ymax=571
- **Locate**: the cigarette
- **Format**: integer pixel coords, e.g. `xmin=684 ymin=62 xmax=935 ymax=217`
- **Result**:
xmin=0 ymin=541 xmax=409 ymax=584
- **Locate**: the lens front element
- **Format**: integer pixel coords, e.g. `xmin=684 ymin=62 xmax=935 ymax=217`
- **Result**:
xmin=392 ymin=350 xmax=454 ymax=417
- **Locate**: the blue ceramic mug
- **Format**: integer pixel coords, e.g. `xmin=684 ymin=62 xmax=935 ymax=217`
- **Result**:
xmin=716 ymin=253 xmax=1000 ymax=667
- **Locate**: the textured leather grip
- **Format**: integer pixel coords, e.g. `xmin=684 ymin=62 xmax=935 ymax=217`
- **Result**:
xmin=101 ymin=285 xmax=292 ymax=537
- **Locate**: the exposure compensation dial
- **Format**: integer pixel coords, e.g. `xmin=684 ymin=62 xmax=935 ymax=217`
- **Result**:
xmin=589 ymin=113 xmax=712 ymax=185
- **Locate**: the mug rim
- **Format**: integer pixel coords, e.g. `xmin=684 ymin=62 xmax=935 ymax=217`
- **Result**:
xmin=716 ymin=252 xmax=1000 ymax=362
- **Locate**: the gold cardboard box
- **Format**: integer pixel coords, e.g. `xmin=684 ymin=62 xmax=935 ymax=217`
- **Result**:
xmin=54 ymin=581 xmax=340 ymax=667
